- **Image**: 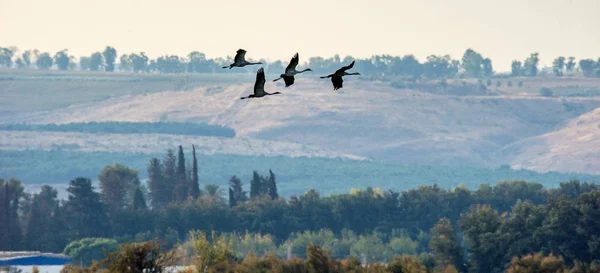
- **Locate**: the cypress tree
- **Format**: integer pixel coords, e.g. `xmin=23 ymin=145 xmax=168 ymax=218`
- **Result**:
xmin=189 ymin=145 xmax=200 ymax=199
xmin=0 ymin=183 xmax=10 ymax=250
xmin=147 ymin=157 xmax=165 ymax=209
xmin=266 ymin=169 xmax=278 ymax=200
xmin=229 ymin=175 xmax=247 ymax=206
xmin=250 ymin=171 xmax=262 ymax=199
xmin=132 ymin=187 xmax=147 ymax=210
xmin=228 ymin=188 xmax=236 ymax=208
xmin=163 ymin=149 xmax=177 ymax=204
xmin=25 ymin=196 xmax=43 ymax=249
xmin=3 ymin=179 xmax=24 ymax=250
xmin=173 ymin=145 xmax=188 ymax=202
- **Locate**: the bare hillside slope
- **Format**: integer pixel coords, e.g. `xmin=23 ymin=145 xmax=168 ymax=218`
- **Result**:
xmin=505 ymin=107 xmax=600 ymax=174
xmin=13 ymin=78 xmax=600 ymax=169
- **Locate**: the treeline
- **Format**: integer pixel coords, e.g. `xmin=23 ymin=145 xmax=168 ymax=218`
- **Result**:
xmin=3 ymin=147 xmax=600 ymax=272
xmin=2 ymin=46 xmax=600 ymax=79
xmin=0 ymin=121 xmax=236 ymax=138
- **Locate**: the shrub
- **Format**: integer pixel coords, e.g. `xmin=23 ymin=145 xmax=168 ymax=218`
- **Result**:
xmin=63 ymin=238 xmax=118 ymax=266
xmin=540 ymin=87 xmax=554 ymax=97
xmin=103 ymin=240 xmax=177 ymax=273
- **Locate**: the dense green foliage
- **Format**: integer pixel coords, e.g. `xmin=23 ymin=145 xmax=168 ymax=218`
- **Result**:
xmin=2 ymin=149 xmax=599 ymax=197
xmin=0 ymin=122 xmax=235 ymax=137
xmin=4 ymin=163 xmax=600 ymax=271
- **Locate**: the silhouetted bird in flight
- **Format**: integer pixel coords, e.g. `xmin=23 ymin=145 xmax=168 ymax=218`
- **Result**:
xmin=240 ymin=68 xmax=282 ymax=99
xmin=222 ymin=49 xmax=262 ymax=69
xmin=320 ymin=61 xmax=360 ymax=90
xmin=273 ymin=53 xmax=312 ymax=87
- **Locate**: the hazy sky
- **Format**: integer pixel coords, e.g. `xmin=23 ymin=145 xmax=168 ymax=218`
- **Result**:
xmin=1 ymin=0 xmax=598 ymax=71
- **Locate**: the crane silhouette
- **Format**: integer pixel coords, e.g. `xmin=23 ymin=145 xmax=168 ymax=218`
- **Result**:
xmin=222 ymin=49 xmax=262 ymax=69
xmin=273 ymin=53 xmax=312 ymax=87
xmin=320 ymin=61 xmax=360 ymax=90
xmin=240 ymin=68 xmax=282 ymax=99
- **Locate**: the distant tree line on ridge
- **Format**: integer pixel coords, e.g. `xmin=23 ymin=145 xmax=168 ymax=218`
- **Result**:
xmin=0 ymin=121 xmax=236 ymax=138
xmin=1 ymin=46 xmax=600 ymax=79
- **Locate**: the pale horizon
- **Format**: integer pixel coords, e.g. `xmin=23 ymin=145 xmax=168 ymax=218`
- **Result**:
xmin=1 ymin=0 xmax=599 ymax=72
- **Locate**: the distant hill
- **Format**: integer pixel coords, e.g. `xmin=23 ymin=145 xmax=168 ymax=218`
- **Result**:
xmin=2 ymin=70 xmax=600 ymax=174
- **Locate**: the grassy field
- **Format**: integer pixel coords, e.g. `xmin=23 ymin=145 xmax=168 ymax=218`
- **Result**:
xmin=2 ymin=149 xmax=598 ymax=197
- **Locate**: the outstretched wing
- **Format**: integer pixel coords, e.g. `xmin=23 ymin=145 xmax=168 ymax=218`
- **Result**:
xmin=234 ymin=49 xmax=247 ymax=63
xmin=282 ymin=75 xmax=295 ymax=87
xmin=285 ymin=53 xmax=299 ymax=74
xmin=332 ymin=76 xmax=343 ymax=90
xmin=253 ymin=67 xmax=266 ymax=96
xmin=336 ymin=60 xmax=355 ymax=74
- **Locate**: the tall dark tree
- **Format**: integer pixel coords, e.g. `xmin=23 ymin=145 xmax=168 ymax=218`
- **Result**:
xmin=163 ymin=149 xmax=177 ymax=204
xmin=25 ymin=185 xmax=60 ymax=251
xmin=189 ymin=145 xmax=200 ymax=199
xmin=103 ymin=46 xmax=117 ymax=72
xmin=132 ymin=187 xmax=147 ymax=211
xmin=147 ymin=157 xmax=166 ymax=209
xmin=228 ymin=188 xmax=236 ymax=208
xmin=228 ymin=175 xmax=247 ymax=207
xmin=266 ymin=169 xmax=278 ymax=200
xmin=173 ymin=145 xmax=188 ymax=202
xmin=25 ymin=195 xmax=43 ymax=249
xmin=250 ymin=171 xmax=263 ymax=199
xmin=64 ymin=177 xmax=109 ymax=240
xmin=0 ymin=178 xmax=24 ymax=250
